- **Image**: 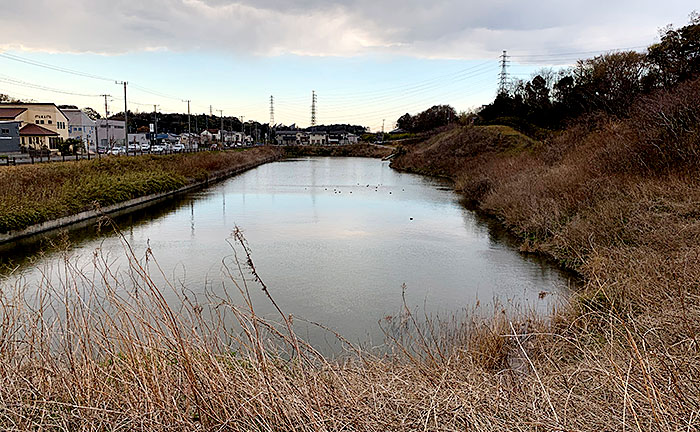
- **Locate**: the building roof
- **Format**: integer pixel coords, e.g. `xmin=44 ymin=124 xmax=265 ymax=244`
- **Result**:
xmin=19 ymin=124 xmax=59 ymax=136
xmin=0 ymin=107 xmax=27 ymax=120
xmin=1 ymin=103 xmax=69 ymax=121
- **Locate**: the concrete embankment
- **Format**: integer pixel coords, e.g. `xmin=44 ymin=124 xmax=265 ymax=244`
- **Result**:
xmin=0 ymin=154 xmax=280 ymax=245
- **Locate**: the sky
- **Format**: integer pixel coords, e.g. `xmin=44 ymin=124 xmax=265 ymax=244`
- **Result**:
xmin=0 ymin=1 xmax=696 ymax=131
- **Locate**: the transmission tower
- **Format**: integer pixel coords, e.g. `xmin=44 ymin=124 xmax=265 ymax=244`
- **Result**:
xmin=310 ymin=90 xmax=317 ymax=127
xmin=498 ymin=50 xmax=510 ymax=94
xmin=269 ymin=95 xmax=275 ymax=125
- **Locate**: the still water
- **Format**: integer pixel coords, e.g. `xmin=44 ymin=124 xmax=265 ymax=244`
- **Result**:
xmin=2 ymin=157 xmax=574 ymax=350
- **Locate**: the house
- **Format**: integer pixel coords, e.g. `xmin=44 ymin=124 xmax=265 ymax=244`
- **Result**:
xmin=347 ymin=133 xmax=359 ymax=144
xmin=275 ymin=130 xmax=300 ymax=145
xmin=200 ymin=129 xmax=221 ymax=142
xmin=180 ymin=133 xmax=199 ymax=148
xmin=62 ymin=108 xmax=96 ymax=151
xmin=96 ymin=119 xmax=126 ymax=148
xmin=0 ymin=103 xmax=69 ymax=151
xmin=309 ymin=132 xmax=328 ymax=145
xmin=18 ymin=124 xmax=62 ymax=151
xmin=0 ymin=121 xmax=21 ymax=153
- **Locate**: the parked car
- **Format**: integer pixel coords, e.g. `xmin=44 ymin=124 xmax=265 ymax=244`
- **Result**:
xmin=127 ymin=143 xmax=140 ymax=153
xmin=109 ymin=146 xmax=126 ymax=155
xmin=171 ymin=143 xmax=184 ymax=152
xmin=140 ymin=143 xmax=151 ymax=152
xmin=151 ymin=144 xmax=165 ymax=154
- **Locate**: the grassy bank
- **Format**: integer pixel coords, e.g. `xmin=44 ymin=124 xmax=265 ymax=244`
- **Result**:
xmin=282 ymin=143 xmax=392 ymax=158
xmin=2 ymin=95 xmax=699 ymax=429
xmin=0 ymin=147 xmax=281 ymax=234
xmin=390 ymin=78 xmax=700 ymax=427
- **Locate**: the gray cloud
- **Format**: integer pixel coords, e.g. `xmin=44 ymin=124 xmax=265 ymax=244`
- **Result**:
xmin=0 ymin=0 xmax=695 ymax=58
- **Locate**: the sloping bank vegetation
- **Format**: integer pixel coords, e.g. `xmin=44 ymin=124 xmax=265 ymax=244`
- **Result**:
xmin=1 ymin=16 xmax=699 ymax=432
xmin=0 ymin=147 xmax=281 ymax=234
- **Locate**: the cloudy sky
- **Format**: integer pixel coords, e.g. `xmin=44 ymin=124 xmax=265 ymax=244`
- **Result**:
xmin=0 ymin=1 xmax=695 ymax=130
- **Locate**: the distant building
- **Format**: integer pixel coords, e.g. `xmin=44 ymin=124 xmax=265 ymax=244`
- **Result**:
xmin=309 ymin=132 xmax=327 ymax=145
xmin=201 ymin=129 xmax=220 ymax=142
xmin=19 ymin=124 xmax=61 ymax=151
xmin=0 ymin=121 xmax=21 ymax=153
xmin=0 ymin=103 xmax=69 ymax=151
xmin=63 ymin=108 xmax=96 ymax=151
xmin=275 ymin=130 xmax=300 ymax=145
xmin=128 ymin=133 xmax=150 ymax=147
xmin=96 ymin=119 xmax=126 ymax=147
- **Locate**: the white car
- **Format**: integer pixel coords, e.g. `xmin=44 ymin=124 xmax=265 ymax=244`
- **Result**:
xmin=151 ymin=144 xmax=165 ymax=154
xmin=171 ymin=143 xmax=184 ymax=152
xmin=109 ymin=146 xmax=126 ymax=155
xmin=127 ymin=143 xmax=140 ymax=153
xmin=140 ymin=143 xmax=151 ymax=152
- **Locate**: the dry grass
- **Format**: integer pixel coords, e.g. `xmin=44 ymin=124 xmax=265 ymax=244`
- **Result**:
xmin=1 ymin=223 xmax=698 ymax=431
xmin=2 ymin=79 xmax=700 ymax=429
xmin=387 ymin=79 xmax=700 ymax=429
xmin=0 ymin=148 xmax=282 ymax=234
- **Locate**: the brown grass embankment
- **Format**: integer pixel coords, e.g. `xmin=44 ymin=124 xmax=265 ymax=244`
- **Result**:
xmin=390 ymin=77 xmax=700 ymax=428
xmin=0 ymin=147 xmax=282 ymax=234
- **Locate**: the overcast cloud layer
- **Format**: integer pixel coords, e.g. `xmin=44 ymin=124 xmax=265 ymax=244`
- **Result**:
xmin=0 ymin=0 xmax=696 ymax=58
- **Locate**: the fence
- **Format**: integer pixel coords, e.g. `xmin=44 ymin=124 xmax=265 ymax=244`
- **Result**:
xmin=1 ymin=144 xmax=248 ymax=167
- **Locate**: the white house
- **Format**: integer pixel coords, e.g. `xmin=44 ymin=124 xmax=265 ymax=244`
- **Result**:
xmin=309 ymin=132 xmax=328 ymax=145
xmin=63 ymin=108 xmax=96 ymax=151
xmin=200 ymin=129 xmax=220 ymax=142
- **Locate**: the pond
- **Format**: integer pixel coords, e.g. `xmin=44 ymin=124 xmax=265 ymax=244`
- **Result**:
xmin=1 ymin=157 xmax=575 ymax=353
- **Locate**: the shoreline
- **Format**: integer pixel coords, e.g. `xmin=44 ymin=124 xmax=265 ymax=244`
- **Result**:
xmin=0 ymin=152 xmax=280 ymax=245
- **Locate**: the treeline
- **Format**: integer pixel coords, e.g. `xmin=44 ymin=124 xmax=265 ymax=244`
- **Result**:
xmin=478 ymin=14 xmax=700 ymax=131
xmin=393 ymin=14 xmax=700 ymax=136
xmin=396 ymin=105 xmax=458 ymax=133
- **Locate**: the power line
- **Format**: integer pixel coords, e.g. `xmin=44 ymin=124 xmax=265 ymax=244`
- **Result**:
xmin=0 ymin=52 xmax=115 ymax=81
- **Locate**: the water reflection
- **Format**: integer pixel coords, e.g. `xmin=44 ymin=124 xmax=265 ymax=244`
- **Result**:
xmin=1 ymin=157 xmax=576 ymax=352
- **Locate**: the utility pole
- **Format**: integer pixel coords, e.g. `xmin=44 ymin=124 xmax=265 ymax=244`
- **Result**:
xmin=183 ymin=99 xmax=191 ymax=148
xmin=310 ymin=90 xmax=317 ymax=127
xmin=498 ymin=50 xmax=510 ymax=95
xmin=381 ymin=119 xmax=385 ymax=143
xmin=153 ymin=105 xmax=159 ymax=147
xmin=116 ymin=81 xmax=128 ymax=147
xmin=218 ymin=109 xmax=224 ymax=146
xmin=94 ymin=110 xmax=100 ymax=159
xmin=101 ymin=94 xmax=111 ymax=150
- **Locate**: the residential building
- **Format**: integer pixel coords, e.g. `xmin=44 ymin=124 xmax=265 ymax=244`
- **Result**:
xmin=200 ymin=129 xmax=220 ymax=142
xmin=0 ymin=103 xmax=69 ymax=151
xmin=0 ymin=121 xmax=21 ymax=153
xmin=63 ymin=108 xmax=96 ymax=150
xmin=18 ymin=124 xmax=62 ymax=151
xmin=309 ymin=132 xmax=328 ymax=145
xmin=96 ymin=119 xmax=126 ymax=147
xmin=275 ymin=130 xmax=301 ymax=145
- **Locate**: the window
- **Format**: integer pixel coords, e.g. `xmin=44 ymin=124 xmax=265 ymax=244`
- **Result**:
xmin=48 ymin=120 xmax=53 ymax=125
xmin=1 ymin=128 xmax=9 ymax=134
